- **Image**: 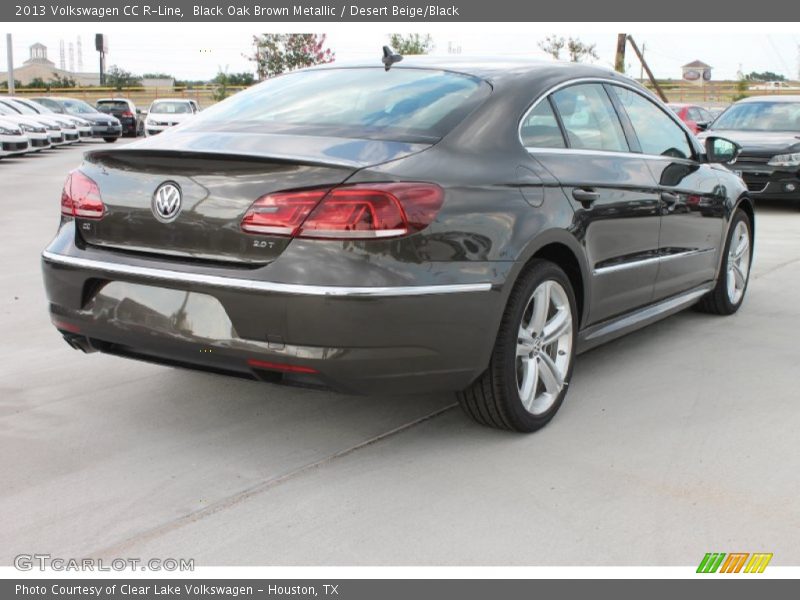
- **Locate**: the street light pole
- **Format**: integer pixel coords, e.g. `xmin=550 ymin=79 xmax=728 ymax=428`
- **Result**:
xmin=6 ymin=34 xmax=14 ymax=95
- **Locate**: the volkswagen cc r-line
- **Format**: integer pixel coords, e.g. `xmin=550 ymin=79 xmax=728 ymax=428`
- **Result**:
xmin=41 ymin=58 xmax=754 ymax=432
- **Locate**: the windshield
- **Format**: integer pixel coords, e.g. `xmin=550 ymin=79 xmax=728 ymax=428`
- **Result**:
xmin=150 ymin=101 xmax=192 ymax=114
xmin=14 ymin=98 xmax=49 ymax=114
xmin=185 ymin=67 xmax=491 ymax=143
xmin=63 ymin=99 xmax=99 ymax=114
xmin=712 ymin=101 xmax=800 ymax=132
xmin=0 ymin=99 xmax=35 ymax=115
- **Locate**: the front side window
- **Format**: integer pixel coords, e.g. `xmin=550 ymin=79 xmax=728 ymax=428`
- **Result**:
xmin=612 ymin=86 xmax=693 ymax=159
xmin=520 ymin=99 xmax=566 ymax=148
xmin=550 ymin=84 xmax=629 ymax=152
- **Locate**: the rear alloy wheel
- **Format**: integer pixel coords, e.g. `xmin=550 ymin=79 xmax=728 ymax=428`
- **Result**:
xmin=458 ymin=260 xmax=577 ymax=432
xmin=697 ymin=208 xmax=752 ymax=315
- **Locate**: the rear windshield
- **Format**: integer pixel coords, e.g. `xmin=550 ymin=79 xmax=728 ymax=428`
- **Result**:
xmin=185 ymin=67 xmax=491 ymax=143
xmin=97 ymin=100 xmax=130 ymax=110
xmin=150 ymin=101 xmax=192 ymax=114
xmin=712 ymin=101 xmax=800 ymax=132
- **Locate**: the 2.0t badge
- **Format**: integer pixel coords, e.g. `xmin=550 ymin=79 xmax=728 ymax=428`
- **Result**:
xmin=152 ymin=182 xmax=182 ymax=222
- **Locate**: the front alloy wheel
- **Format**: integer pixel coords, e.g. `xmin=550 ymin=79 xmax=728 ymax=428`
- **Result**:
xmin=726 ymin=220 xmax=750 ymax=306
xmin=458 ymin=259 xmax=577 ymax=432
xmin=697 ymin=208 xmax=753 ymax=315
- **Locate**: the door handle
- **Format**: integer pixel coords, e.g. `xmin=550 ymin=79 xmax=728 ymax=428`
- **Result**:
xmin=572 ymin=188 xmax=599 ymax=207
xmin=660 ymin=192 xmax=679 ymax=206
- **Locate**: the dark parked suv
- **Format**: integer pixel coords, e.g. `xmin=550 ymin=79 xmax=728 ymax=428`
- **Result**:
xmin=96 ymin=98 xmax=144 ymax=137
xmin=42 ymin=59 xmax=754 ymax=432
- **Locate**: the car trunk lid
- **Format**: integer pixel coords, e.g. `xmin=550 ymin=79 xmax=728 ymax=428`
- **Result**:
xmin=76 ymin=131 xmax=431 ymax=265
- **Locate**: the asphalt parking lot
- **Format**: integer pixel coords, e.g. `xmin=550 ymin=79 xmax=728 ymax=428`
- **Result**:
xmin=1 ymin=140 xmax=799 ymax=566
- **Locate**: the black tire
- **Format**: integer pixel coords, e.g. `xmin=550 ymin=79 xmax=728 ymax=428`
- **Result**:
xmin=458 ymin=259 xmax=578 ymax=433
xmin=103 ymin=137 xmax=117 ymax=143
xmin=696 ymin=208 xmax=753 ymax=315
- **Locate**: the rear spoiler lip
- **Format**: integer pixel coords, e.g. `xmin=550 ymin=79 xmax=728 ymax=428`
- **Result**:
xmin=84 ymin=130 xmax=432 ymax=170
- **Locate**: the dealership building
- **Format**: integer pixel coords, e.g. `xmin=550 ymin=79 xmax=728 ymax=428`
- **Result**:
xmin=0 ymin=42 xmax=100 ymax=86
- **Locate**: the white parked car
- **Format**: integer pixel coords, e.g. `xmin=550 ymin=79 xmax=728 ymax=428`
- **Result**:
xmin=0 ymin=97 xmax=80 ymax=145
xmin=0 ymin=117 xmax=30 ymax=158
xmin=145 ymin=99 xmax=199 ymax=136
xmin=10 ymin=96 xmax=92 ymax=141
xmin=0 ymin=103 xmax=52 ymax=151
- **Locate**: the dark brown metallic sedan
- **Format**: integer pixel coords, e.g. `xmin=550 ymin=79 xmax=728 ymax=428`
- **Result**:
xmin=42 ymin=58 xmax=754 ymax=432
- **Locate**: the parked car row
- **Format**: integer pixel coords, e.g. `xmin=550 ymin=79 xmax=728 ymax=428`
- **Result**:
xmin=0 ymin=95 xmax=202 ymax=159
xmin=0 ymin=95 xmax=122 ymax=158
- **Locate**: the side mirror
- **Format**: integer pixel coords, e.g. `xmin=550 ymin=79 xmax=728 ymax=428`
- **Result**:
xmin=696 ymin=122 xmax=709 ymax=132
xmin=705 ymin=136 xmax=741 ymax=164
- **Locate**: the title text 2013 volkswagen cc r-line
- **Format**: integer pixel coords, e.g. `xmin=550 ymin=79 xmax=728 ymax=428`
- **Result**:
xmin=42 ymin=58 xmax=754 ymax=432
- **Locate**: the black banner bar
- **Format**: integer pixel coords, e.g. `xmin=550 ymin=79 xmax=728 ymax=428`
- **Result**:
xmin=4 ymin=579 xmax=800 ymax=600
xmin=3 ymin=0 xmax=798 ymax=22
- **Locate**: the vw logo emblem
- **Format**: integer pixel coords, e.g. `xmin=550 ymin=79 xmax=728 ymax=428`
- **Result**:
xmin=152 ymin=182 xmax=182 ymax=222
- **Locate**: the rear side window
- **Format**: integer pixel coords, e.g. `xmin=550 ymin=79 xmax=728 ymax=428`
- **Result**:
xmin=550 ymin=84 xmax=629 ymax=152
xmin=612 ymin=86 xmax=693 ymax=159
xmin=185 ymin=68 xmax=491 ymax=143
xmin=520 ymin=100 xmax=566 ymax=148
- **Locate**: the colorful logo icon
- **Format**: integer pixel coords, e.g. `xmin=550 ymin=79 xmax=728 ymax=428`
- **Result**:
xmin=697 ymin=552 xmax=773 ymax=573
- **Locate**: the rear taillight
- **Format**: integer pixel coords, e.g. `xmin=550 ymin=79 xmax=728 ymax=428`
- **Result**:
xmin=240 ymin=189 xmax=327 ymax=236
xmin=122 ymin=111 xmax=134 ymax=117
xmin=61 ymin=170 xmax=105 ymax=219
xmin=240 ymin=183 xmax=443 ymax=240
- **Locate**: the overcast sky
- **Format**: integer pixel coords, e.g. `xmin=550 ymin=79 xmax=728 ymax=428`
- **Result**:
xmin=3 ymin=24 xmax=799 ymax=81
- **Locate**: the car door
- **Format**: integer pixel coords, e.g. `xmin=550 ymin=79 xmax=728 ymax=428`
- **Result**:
xmin=608 ymin=85 xmax=726 ymax=300
xmin=524 ymin=82 xmax=662 ymax=324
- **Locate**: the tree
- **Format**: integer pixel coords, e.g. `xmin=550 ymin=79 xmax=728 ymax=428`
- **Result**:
xmin=215 ymin=71 xmax=255 ymax=86
xmin=26 ymin=77 xmax=48 ymax=89
xmin=388 ymin=33 xmax=434 ymax=55
xmin=50 ymin=73 xmax=77 ymax=88
xmin=566 ymin=38 xmax=598 ymax=63
xmin=744 ymin=71 xmax=786 ymax=82
xmin=538 ymin=35 xmax=566 ymax=60
xmin=105 ymin=65 xmax=142 ymax=90
xmin=249 ymin=34 xmax=334 ymax=80
xmin=539 ymin=36 xmax=598 ymax=63
xmin=0 ymin=79 xmax=22 ymax=89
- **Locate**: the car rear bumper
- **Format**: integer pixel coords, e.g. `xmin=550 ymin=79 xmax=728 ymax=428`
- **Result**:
xmin=41 ymin=225 xmax=508 ymax=394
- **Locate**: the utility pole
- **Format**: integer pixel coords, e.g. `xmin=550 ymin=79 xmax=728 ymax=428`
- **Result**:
xmin=5 ymin=34 xmax=14 ymax=95
xmin=615 ymin=33 xmax=626 ymax=73
xmin=640 ymin=42 xmax=646 ymax=81
xmin=626 ymin=35 xmax=668 ymax=102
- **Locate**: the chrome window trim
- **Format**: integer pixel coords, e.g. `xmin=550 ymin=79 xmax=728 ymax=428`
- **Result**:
xmin=41 ymin=251 xmax=493 ymax=298
xmin=518 ymin=77 xmax=702 ymax=159
xmin=593 ymin=248 xmax=716 ymax=276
